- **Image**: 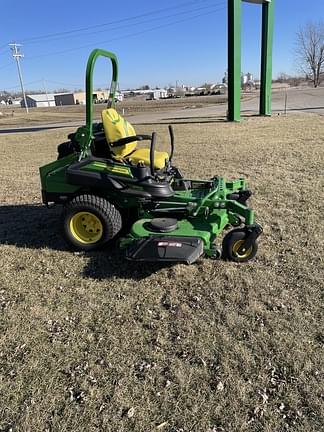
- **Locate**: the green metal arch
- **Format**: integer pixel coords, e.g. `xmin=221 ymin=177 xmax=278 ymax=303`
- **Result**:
xmin=85 ymin=48 xmax=119 ymax=130
xmin=75 ymin=48 xmax=119 ymax=158
xmin=228 ymin=0 xmax=275 ymax=121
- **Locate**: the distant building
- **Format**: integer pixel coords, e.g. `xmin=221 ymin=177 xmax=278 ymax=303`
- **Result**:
xmin=146 ymin=89 xmax=168 ymax=100
xmin=54 ymin=93 xmax=77 ymax=106
xmin=54 ymin=90 xmax=123 ymax=106
xmin=72 ymin=92 xmax=86 ymax=105
xmin=20 ymin=89 xmax=122 ymax=108
xmin=21 ymin=94 xmax=56 ymax=108
xmin=54 ymin=91 xmax=106 ymax=106
xmin=11 ymin=98 xmax=22 ymax=106
xmin=124 ymin=89 xmax=167 ymax=100
xmin=241 ymin=72 xmax=256 ymax=90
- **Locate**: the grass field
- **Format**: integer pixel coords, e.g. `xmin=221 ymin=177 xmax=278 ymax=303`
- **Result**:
xmin=0 ymin=94 xmax=228 ymax=128
xmin=0 ymin=114 xmax=323 ymax=431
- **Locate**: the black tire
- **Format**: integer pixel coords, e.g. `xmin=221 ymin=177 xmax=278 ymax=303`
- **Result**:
xmin=62 ymin=194 xmax=122 ymax=251
xmin=222 ymin=229 xmax=258 ymax=263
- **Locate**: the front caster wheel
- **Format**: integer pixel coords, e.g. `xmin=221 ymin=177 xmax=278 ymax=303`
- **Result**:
xmin=222 ymin=229 xmax=258 ymax=263
xmin=62 ymin=194 xmax=122 ymax=251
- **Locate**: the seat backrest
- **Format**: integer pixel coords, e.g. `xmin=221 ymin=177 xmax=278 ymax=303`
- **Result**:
xmin=101 ymin=108 xmax=137 ymax=159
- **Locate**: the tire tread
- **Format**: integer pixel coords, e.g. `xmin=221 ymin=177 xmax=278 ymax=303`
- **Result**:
xmin=62 ymin=194 xmax=122 ymax=250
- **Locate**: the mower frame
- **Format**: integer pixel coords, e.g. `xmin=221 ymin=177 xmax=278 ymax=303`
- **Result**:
xmin=39 ymin=48 xmax=262 ymax=263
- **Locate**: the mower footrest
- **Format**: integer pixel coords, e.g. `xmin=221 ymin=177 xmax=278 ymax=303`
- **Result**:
xmin=125 ymin=236 xmax=204 ymax=264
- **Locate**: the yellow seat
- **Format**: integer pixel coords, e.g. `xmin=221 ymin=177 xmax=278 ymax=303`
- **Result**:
xmin=128 ymin=148 xmax=169 ymax=170
xmin=101 ymin=108 xmax=169 ymax=169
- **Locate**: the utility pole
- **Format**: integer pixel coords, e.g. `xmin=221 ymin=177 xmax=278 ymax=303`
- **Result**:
xmin=43 ymin=78 xmax=50 ymax=107
xmin=9 ymin=42 xmax=29 ymax=113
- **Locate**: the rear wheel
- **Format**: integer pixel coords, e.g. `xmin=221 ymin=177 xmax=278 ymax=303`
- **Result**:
xmin=222 ymin=229 xmax=258 ymax=263
xmin=62 ymin=194 xmax=122 ymax=251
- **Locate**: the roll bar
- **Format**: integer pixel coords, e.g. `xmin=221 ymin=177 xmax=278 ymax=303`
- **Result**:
xmin=76 ymin=48 xmax=118 ymax=158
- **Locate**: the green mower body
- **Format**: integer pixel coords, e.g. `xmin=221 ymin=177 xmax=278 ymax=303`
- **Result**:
xmin=40 ymin=49 xmax=262 ymax=264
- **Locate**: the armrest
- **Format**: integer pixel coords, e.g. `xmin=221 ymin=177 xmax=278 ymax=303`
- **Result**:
xmin=110 ymin=134 xmax=152 ymax=147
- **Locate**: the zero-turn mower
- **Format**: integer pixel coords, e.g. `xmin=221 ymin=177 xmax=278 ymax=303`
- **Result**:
xmin=39 ymin=49 xmax=262 ymax=264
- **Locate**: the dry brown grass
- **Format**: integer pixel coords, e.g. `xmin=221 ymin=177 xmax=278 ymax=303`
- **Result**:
xmin=0 ymin=95 xmax=228 ymax=128
xmin=0 ymin=114 xmax=323 ymax=432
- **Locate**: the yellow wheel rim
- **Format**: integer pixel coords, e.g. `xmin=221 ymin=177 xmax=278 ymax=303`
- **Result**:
xmin=232 ymin=239 xmax=253 ymax=259
xmin=69 ymin=212 xmax=103 ymax=244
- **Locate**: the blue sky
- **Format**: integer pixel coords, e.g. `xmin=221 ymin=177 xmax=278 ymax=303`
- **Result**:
xmin=0 ymin=0 xmax=323 ymax=92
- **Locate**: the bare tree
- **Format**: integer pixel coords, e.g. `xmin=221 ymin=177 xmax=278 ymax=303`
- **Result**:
xmin=296 ymin=21 xmax=324 ymax=87
xmin=276 ymin=72 xmax=290 ymax=83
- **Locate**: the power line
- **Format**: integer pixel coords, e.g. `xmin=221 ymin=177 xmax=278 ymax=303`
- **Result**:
xmin=21 ymin=2 xmax=226 ymax=46
xmin=0 ymin=62 xmax=15 ymax=72
xmin=19 ymin=0 xmax=221 ymax=44
xmin=2 ymin=79 xmax=43 ymax=90
xmin=3 ymin=79 xmax=108 ymax=91
xmin=25 ymin=6 xmax=227 ymax=62
xmin=1 ymin=3 xmax=227 ymax=93
xmin=44 ymin=79 xmax=84 ymax=87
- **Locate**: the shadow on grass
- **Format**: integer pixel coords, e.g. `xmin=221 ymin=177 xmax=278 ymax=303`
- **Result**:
xmin=0 ymin=204 xmax=67 ymax=251
xmin=0 ymin=204 xmax=170 ymax=280
xmin=82 ymin=249 xmax=171 ymax=281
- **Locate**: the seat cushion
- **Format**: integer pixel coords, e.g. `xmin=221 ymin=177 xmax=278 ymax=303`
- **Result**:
xmin=128 ymin=148 xmax=169 ymax=170
xmin=101 ymin=108 xmax=137 ymax=158
xmin=101 ymin=108 xmax=169 ymax=169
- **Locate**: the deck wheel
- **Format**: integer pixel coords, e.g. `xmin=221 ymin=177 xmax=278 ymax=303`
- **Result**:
xmin=222 ymin=229 xmax=258 ymax=262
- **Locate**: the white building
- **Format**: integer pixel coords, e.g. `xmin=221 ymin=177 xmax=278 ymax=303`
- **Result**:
xmin=146 ymin=89 xmax=168 ymax=100
xmin=21 ymin=94 xmax=56 ymax=108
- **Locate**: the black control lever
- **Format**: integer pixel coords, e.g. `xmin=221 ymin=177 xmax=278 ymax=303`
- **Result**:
xmin=150 ymin=132 xmax=157 ymax=176
xmin=168 ymin=125 xmax=175 ymax=161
